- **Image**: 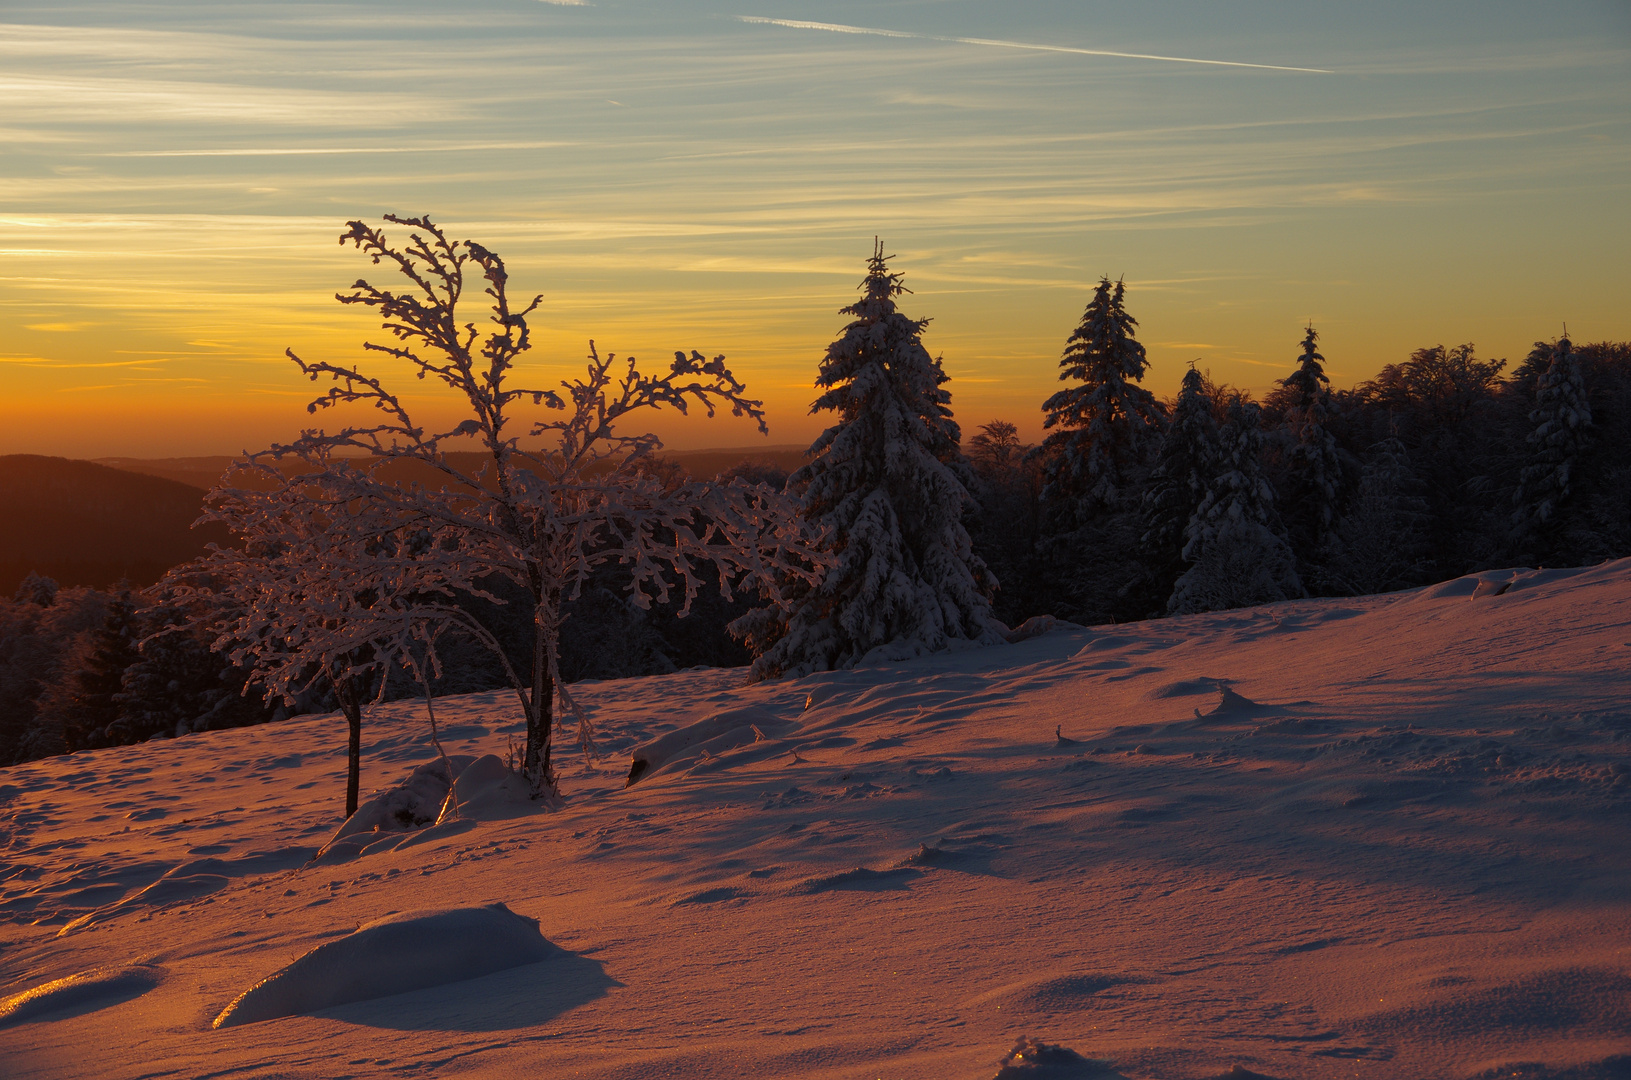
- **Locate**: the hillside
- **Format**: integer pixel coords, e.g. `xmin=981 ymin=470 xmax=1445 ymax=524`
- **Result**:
xmin=96 ymin=446 xmax=812 ymax=494
xmin=2 ymin=563 xmax=1628 ymax=1078
xmin=0 ymin=456 xmax=232 ymax=595
xmin=0 ymin=446 xmax=809 ymax=597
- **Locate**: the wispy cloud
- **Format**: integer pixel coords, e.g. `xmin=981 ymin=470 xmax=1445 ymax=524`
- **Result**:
xmin=104 ymin=141 xmax=573 ymax=158
xmin=736 ymin=17 xmax=1333 ymax=74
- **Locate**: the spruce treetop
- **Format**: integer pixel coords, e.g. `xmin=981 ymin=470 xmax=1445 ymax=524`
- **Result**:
xmin=1037 ymin=276 xmax=1161 ymax=509
xmin=1281 ymin=324 xmax=1330 ymax=412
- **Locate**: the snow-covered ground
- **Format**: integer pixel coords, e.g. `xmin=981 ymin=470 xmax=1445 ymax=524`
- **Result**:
xmin=3 ymin=563 xmax=1630 ymax=1079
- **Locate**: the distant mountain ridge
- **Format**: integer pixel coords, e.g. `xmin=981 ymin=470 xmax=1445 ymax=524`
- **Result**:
xmin=1 ymin=448 xmax=810 ymax=596
xmin=0 ymin=456 xmax=231 ymax=595
xmin=94 ymin=446 xmax=811 ymax=492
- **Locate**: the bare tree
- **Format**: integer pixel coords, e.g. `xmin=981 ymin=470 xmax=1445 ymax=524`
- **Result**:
xmin=207 ymin=215 xmax=820 ymax=797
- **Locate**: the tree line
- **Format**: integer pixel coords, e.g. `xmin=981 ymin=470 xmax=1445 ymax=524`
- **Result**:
xmin=2 ymin=219 xmax=1625 ymax=798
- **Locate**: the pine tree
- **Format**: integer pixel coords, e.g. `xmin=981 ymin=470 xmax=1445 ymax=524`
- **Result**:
xmin=1513 ymin=335 xmax=1593 ymax=551
xmin=1142 ymin=365 xmax=1220 ymax=591
xmin=113 ymin=601 xmax=269 ymax=745
xmin=732 ymin=243 xmax=1000 ymax=679
xmin=1037 ymin=277 xmax=1162 ymax=519
xmin=1168 ymin=401 xmax=1303 ymax=614
xmin=1279 ymin=324 xmax=1344 ymax=557
xmin=34 ymin=592 xmax=141 ymax=753
xmin=1318 ymin=437 xmax=1430 ymax=595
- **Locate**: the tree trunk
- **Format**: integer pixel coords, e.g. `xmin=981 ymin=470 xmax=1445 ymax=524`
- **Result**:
xmin=524 ymin=594 xmax=555 ymax=796
xmin=335 ymin=676 xmax=362 ymax=819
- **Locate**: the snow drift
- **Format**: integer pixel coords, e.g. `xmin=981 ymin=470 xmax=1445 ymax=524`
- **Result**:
xmin=0 ymin=965 xmax=163 ymax=1028
xmin=212 ymin=904 xmax=555 ymax=1028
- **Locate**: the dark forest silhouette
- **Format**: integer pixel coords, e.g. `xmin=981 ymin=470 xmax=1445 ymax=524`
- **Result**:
xmin=4 ymin=235 xmax=1628 ymax=769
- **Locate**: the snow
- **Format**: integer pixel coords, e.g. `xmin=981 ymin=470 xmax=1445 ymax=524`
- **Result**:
xmin=212 ymin=904 xmax=555 ymax=1028
xmin=3 ymin=561 xmax=1631 ymax=1077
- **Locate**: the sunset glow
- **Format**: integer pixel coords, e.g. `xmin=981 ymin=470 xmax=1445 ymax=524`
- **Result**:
xmin=2 ymin=0 xmax=1628 ymax=457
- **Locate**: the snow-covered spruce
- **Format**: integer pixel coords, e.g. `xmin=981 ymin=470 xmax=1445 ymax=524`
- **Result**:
xmin=1318 ymin=436 xmax=1431 ymax=596
xmin=1278 ymin=323 xmax=1345 ymax=555
xmin=731 ymin=243 xmax=1001 ymax=680
xmin=1036 ymin=276 xmax=1163 ymax=521
xmin=1168 ymin=401 xmax=1303 ymax=614
xmin=1142 ymin=364 xmax=1221 ymax=586
xmin=1513 ymin=334 xmax=1593 ymax=541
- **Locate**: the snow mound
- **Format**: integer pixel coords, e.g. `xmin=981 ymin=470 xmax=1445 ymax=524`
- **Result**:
xmin=625 ymin=706 xmax=796 ymax=785
xmin=992 ymin=1036 xmax=1120 ymax=1077
xmin=0 ymin=964 xmax=163 ymax=1027
xmin=440 ymin=753 xmax=534 ymax=823
xmin=791 ymin=866 xmax=918 ymax=894
xmin=316 ymin=755 xmax=534 ymax=863
xmin=212 ymin=903 xmax=554 ymax=1028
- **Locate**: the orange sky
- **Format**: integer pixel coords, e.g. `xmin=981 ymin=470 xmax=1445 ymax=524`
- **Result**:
xmin=3 ymin=2 xmax=1628 ymax=458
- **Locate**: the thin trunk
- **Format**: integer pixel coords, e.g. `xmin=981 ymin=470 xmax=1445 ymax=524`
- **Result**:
xmin=524 ymin=584 xmax=556 ymax=796
xmin=335 ymin=676 xmax=362 ymax=819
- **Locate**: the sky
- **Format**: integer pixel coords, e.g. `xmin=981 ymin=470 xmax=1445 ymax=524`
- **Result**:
xmin=2 ymin=0 xmax=1628 ymax=458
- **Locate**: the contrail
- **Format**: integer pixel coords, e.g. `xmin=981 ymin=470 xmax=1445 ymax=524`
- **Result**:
xmin=737 ymin=16 xmax=1333 ymax=74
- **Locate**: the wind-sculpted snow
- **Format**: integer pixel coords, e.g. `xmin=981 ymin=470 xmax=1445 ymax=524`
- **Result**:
xmin=212 ymin=904 xmax=554 ymax=1027
xmin=0 ymin=965 xmax=163 ymax=1027
xmin=3 ymin=564 xmax=1631 ymax=1078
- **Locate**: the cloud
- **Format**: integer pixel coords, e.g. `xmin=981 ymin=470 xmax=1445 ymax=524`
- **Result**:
xmin=104 ymin=141 xmax=573 ymax=158
xmin=736 ymin=17 xmax=1333 ymax=74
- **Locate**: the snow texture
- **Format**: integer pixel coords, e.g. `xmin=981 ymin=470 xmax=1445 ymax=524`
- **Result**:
xmin=0 ymin=965 xmax=162 ymax=1028
xmin=5 ymin=562 xmax=1631 ymax=1078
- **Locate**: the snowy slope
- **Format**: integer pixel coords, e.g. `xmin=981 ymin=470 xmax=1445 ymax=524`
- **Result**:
xmin=3 ymin=563 xmax=1630 ymax=1079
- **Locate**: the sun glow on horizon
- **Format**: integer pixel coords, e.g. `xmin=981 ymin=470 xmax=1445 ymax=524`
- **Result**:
xmin=1 ymin=1 xmax=1627 ymax=458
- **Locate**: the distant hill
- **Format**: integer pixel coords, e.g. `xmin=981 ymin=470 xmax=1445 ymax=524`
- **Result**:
xmin=95 ymin=446 xmax=811 ymax=491
xmin=0 ymin=456 xmax=232 ymax=596
xmin=0 ymin=447 xmax=811 ymax=596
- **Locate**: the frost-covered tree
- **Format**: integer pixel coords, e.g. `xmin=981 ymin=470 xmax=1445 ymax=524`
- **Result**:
xmin=1036 ymin=277 xmax=1162 ymax=518
xmin=1279 ymin=324 xmax=1344 ymax=556
xmin=28 ymin=591 xmax=140 ymax=755
xmin=113 ymin=599 xmax=268 ymax=746
xmin=1318 ymin=437 xmax=1430 ymax=595
xmin=1142 ymin=365 xmax=1220 ymax=589
xmin=1168 ymin=401 xmax=1303 ymax=615
xmin=1513 ymin=334 xmax=1593 ymax=548
xmin=205 ymin=216 xmax=819 ymax=797
xmin=965 ymin=420 xmax=1045 ymax=627
xmin=732 ymin=243 xmax=999 ymax=679
xmin=13 ymin=572 xmax=58 ymax=607
xmin=181 ymin=481 xmax=472 ymax=816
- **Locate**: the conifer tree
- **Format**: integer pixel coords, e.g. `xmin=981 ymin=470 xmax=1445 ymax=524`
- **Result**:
xmin=1279 ymin=324 xmax=1344 ymax=556
xmin=1319 ymin=437 xmax=1430 ymax=595
xmin=1513 ymin=334 xmax=1593 ymax=551
xmin=732 ymin=243 xmax=999 ymax=679
xmin=38 ymin=592 xmax=140 ymax=753
xmin=1037 ymin=277 xmax=1162 ymax=519
xmin=1142 ymin=365 xmax=1220 ymax=590
xmin=1168 ymin=402 xmax=1303 ymax=614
